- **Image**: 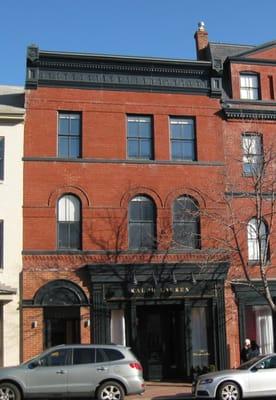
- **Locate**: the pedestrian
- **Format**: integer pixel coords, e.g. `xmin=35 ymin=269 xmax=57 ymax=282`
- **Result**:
xmin=240 ymin=338 xmax=252 ymax=363
xmin=250 ymin=340 xmax=260 ymax=358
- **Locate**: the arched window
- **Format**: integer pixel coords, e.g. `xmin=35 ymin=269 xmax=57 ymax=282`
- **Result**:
xmin=57 ymin=195 xmax=81 ymax=249
xmin=173 ymin=196 xmax=200 ymax=248
xmin=247 ymin=218 xmax=269 ymax=262
xmin=128 ymin=195 xmax=156 ymax=250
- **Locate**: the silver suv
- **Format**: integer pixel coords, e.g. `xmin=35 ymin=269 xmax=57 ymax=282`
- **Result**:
xmin=0 ymin=344 xmax=145 ymax=400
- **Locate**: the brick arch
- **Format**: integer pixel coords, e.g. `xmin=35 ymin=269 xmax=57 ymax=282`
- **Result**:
xmin=164 ymin=187 xmax=206 ymax=209
xmin=33 ymin=279 xmax=88 ymax=306
xmin=120 ymin=187 xmax=163 ymax=208
xmin=48 ymin=185 xmax=90 ymax=207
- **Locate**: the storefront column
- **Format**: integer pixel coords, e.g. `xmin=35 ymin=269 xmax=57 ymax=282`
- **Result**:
xmin=92 ymin=285 xmax=110 ymax=344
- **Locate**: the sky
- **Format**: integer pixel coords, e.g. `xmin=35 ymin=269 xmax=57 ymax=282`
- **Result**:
xmin=2 ymin=0 xmax=276 ymax=86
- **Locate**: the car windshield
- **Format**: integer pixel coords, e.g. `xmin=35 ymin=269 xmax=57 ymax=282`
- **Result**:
xmin=237 ymin=355 xmax=264 ymax=370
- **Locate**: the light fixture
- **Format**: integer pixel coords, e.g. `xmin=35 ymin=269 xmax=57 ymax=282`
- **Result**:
xmin=84 ymin=319 xmax=90 ymax=328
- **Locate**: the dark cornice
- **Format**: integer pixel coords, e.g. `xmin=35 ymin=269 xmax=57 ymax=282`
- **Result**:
xmin=25 ymin=45 xmax=221 ymax=96
xmin=86 ymin=262 xmax=229 ymax=282
xmin=222 ymin=107 xmax=276 ymax=120
xmin=228 ymin=57 xmax=276 ymax=66
xmin=221 ymin=99 xmax=276 ymax=120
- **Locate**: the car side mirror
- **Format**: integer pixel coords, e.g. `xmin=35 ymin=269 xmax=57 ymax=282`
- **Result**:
xmin=252 ymin=363 xmax=265 ymax=372
xmin=28 ymin=360 xmax=41 ymax=369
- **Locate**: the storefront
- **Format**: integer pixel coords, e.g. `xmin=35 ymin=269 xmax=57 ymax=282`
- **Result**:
xmin=234 ymin=282 xmax=276 ymax=355
xmin=87 ymin=262 xmax=229 ymax=380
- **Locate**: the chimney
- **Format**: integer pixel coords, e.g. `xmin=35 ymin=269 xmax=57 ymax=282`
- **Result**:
xmin=194 ymin=21 xmax=209 ymax=60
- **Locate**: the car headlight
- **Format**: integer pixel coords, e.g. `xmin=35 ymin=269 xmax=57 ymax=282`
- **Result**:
xmin=199 ymin=378 xmax=214 ymax=384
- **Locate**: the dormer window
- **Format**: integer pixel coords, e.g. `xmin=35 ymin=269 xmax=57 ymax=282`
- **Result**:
xmin=240 ymin=73 xmax=260 ymax=100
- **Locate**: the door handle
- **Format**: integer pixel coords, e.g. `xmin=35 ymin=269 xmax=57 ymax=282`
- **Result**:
xmin=97 ymin=367 xmax=108 ymax=371
xmin=56 ymin=369 xmax=67 ymax=374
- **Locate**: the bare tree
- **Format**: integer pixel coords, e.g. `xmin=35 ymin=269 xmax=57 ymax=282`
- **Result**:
xmin=200 ymin=122 xmax=276 ymax=312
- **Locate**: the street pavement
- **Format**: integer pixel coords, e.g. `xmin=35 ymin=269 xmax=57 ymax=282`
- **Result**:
xmin=127 ymin=381 xmax=193 ymax=400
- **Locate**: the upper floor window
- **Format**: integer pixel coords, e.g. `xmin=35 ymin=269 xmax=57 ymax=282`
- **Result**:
xmin=128 ymin=195 xmax=156 ymax=250
xmin=0 ymin=221 xmax=3 ymax=268
xmin=0 ymin=137 xmax=4 ymax=180
xmin=242 ymin=134 xmax=263 ymax=176
xmin=127 ymin=116 xmax=153 ymax=160
xmin=58 ymin=113 xmax=81 ymax=158
xmin=240 ymin=73 xmax=260 ymax=100
xmin=170 ymin=118 xmax=196 ymax=161
xmin=57 ymin=195 xmax=81 ymax=250
xmin=247 ymin=218 xmax=269 ymax=263
xmin=173 ymin=196 xmax=200 ymax=248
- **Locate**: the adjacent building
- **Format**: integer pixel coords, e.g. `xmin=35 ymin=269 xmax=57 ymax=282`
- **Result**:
xmin=0 ymin=86 xmax=24 ymax=365
xmin=22 ymin=24 xmax=276 ymax=379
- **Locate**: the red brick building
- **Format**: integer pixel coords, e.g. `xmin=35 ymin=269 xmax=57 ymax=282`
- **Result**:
xmin=22 ymin=24 xmax=276 ymax=379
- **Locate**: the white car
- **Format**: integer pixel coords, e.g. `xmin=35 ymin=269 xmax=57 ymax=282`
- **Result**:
xmin=194 ymin=354 xmax=276 ymax=400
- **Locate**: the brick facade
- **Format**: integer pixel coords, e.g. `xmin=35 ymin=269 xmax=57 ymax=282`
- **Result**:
xmin=22 ymin=26 xmax=276 ymax=377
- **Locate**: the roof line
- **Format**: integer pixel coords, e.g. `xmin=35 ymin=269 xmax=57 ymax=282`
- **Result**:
xmin=39 ymin=49 xmax=211 ymax=65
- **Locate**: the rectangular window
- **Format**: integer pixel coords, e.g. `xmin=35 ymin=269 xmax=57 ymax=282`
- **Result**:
xmin=127 ymin=116 xmax=153 ymax=160
xmin=242 ymin=134 xmax=263 ymax=175
xmin=245 ymin=305 xmax=274 ymax=354
xmin=58 ymin=113 xmax=81 ymax=158
xmin=170 ymin=117 xmax=196 ymax=161
xmin=0 ymin=221 xmax=2 ymax=269
xmin=240 ymin=74 xmax=259 ymax=100
xmin=0 ymin=138 xmax=4 ymax=180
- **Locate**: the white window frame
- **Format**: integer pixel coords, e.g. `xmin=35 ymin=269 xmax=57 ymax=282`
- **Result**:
xmin=240 ymin=74 xmax=259 ymax=100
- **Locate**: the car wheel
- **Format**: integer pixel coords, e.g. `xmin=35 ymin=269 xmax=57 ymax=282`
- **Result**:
xmin=217 ymin=381 xmax=241 ymax=400
xmin=0 ymin=382 xmax=21 ymax=400
xmin=97 ymin=381 xmax=124 ymax=400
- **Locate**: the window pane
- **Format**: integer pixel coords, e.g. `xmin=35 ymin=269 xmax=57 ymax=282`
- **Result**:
xmin=58 ymin=195 xmax=80 ymax=222
xmin=58 ymin=222 xmax=68 ymax=248
xmin=128 ymin=140 xmax=139 ymax=158
xmin=69 ymin=137 xmax=80 ymax=158
xmin=98 ymin=349 xmax=124 ymax=362
xmin=127 ymin=116 xmax=152 ymax=159
xmin=139 ymin=120 xmax=151 ymax=138
xmin=141 ymin=201 xmax=155 ymax=220
xmin=59 ymin=117 xmax=70 ymax=135
xmin=170 ymin=119 xmax=194 ymax=139
xmin=73 ymin=348 xmax=95 ymax=365
xmin=70 ymin=222 xmax=81 ymax=249
xmin=141 ymin=223 xmax=155 ymax=248
xmin=129 ymin=201 xmax=141 ymax=220
xmin=58 ymin=137 xmax=69 ymax=157
xmin=41 ymin=349 xmax=70 ymax=366
xmin=171 ymin=142 xmax=183 ymax=159
xmin=140 ymin=140 xmax=152 ymax=159
xmin=70 ymin=116 xmax=80 ymax=135
xmin=182 ymin=142 xmax=195 ymax=160
xmin=129 ymin=223 xmax=141 ymax=249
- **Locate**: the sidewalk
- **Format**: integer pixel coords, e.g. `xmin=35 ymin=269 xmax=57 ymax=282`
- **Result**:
xmin=128 ymin=381 xmax=193 ymax=400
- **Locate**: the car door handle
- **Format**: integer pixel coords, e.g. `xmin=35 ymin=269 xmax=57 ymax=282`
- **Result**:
xmin=56 ymin=369 xmax=67 ymax=374
xmin=97 ymin=367 xmax=108 ymax=371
